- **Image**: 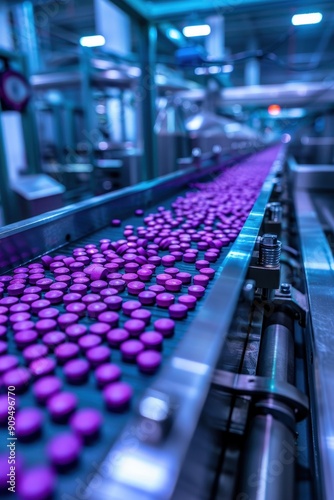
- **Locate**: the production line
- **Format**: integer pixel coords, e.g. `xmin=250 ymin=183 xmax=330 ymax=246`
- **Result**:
xmin=1 ymin=140 xmax=329 ymax=500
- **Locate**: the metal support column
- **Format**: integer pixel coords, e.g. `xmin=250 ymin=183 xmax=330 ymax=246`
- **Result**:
xmin=138 ymin=22 xmax=158 ymax=181
xmin=0 ymin=103 xmax=18 ymax=224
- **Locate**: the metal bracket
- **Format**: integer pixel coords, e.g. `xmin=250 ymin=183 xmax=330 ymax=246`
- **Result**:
xmin=273 ymin=285 xmax=308 ymax=327
xmin=212 ymin=370 xmax=309 ymax=422
xmin=247 ymin=264 xmax=281 ymax=289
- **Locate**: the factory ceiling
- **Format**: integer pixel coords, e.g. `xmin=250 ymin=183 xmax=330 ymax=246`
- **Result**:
xmin=9 ymin=0 xmax=334 ymax=87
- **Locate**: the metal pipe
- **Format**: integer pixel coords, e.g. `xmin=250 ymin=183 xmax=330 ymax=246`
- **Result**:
xmin=237 ymin=414 xmax=296 ymax=500
xmin=257 ymin=324 xmax=294 ymax=384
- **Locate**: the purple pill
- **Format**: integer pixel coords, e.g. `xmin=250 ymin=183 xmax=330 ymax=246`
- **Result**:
xmin=47 ymin=392 xmax=78 ymax=421
xmin=31 ymin=299 xmax=51 ymax=314
xmin=23 ymin=344 xmax=48 ymax=364
xmin=169 ymin=303 xmax=188 ymax=319
xmin=14 ymin=330 xmax=38 ymax=349
xmin=95 ymin=363 xmax=121 ymax=387
xmin=33 ymin=376 xmax=62 ymax=404
xmin=124 ymin=319 xmax=146 ymax=337
xmin=139 ymin=331 xmax=163 ymax=351
xmin=38 ymin=307 xmax=59 ymax=320
xmin=103 ymin=381 xmax=133 ymax=411
xmin=65 ymin=324 xmax=87 ymax=341
xmin=42 ymin=331 xmax=66 ymax=349
xmin=178 ymin=294 xmax=197 ymax=310
xmin=120 ymin=339 xmax=145 ymax=361
xmin=3 ymin=367 xmax=31 ymax=393
xmin=69 ymin=284 xmax=88 ymax=296
xmin=44 ymin=290 xmax=63 ymax=304
xmin=50 ymin=281 xmax=67 ymax=291
xmin=127 ymin=280 xmax=145 ymax=295
xmin=87 ymin=302 xmax=108 ymax=318
xmin=90 ymin=280 xmax=108 ymax=293
xmin=13 ymin=320 xmax=35 ymax=333
xmin=7 ymin=283 xmax=25 ymax=296
xmin=70 ymin=408 xmax=102 ymax=440
xmin=138 ymin=291 xmax=156 ymax=306
xmin=89 ymin=322 xmax=110 ymax=337
xmin=156 ymin=274 xmax=170 ymax=285
xmin=17 ymin=466 xmax=55 ymax=500
xmin=0 ymin=296 xmax=19 ymax=306
xmin=188 ymin=285 xmax=205 ymax=298
xmin=199 ymin=267 xmax=216 ymax=279
xmin=97 ymin=311 xmax=119 ymax=327
xmin=0 ymin=340 xmax=7 ymax=355
xmin=149 ymin=284 xmax=165 ymax=293
xmin=183 ymin=253 xmax=196 ymax=263
xmin=131 ymin=308 xmax=151 ymax=325
xmin=35 ymin=278 xmax=53 ymax=291
xmin=104 ymin=295 xmax=123 ymax=311
xmin=78 ymin=334 xmax=102 ymax=352
xmin=10 ymin=303 xmax=30 ymax=314
xmin=54 ymin=342 xmax=79 ymax=364
xmin=66 ymin=302 xmax=86 ymax=317
xmin=193 ymin=274 xmax=210 ymax=287
xmin=82 ymin=293 xmax=100 ymax=305
xmin=175 ymin=272 xmax=192 ymax=285
xmin=63 ymin=292 xmax=82 ymax=305
xmin=35 ymin=319 xmax=57 ymax=335
xmin=154 ymin=318 xmax=175 ymax=337
xmin=165 ymin=279 xmax=182 ymax=292
xmin=30 ymin=357 xmax=56 ymax=378
xmin=47 ymin=432 xmax=82 ymax=466
xmin=16 ymin=407 xmax=43 ymax=440
xmin=161 ymin=255 xmax=176 ymax=267
xmin=106 ymin=328 xmax=130 ymax=348
xmin=122 ymin=300 xmax=142 ymax=316
xmin=64 ymin=358 xmax=90 ymax=384
xmin=137 ymin=350 xmax=162 ymax=374
xmin=86 ymin=345 xmax=111 ymax=367
xmin=58 ymin=313 xmax=79 ymax=330
xmin=0 ymin=355 xmax=19 ymax=374
xmin=156 ymin=293 xmax=175 ymax=308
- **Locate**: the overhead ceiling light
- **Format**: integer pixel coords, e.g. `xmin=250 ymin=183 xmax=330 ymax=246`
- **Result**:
xmin=167 ymin=28 xmax=182 ymax=41
xmin=268 ymin=104 xmax=281 ymax=116
xmin=291 ymin=12 xmax=322 ymax=26
xmin=182 ymin=24 xmax=211 ymax=37
xmin=208 ymin=66 xmax=221 ymax=74
xmin=222 ymin=64 xmax=233 ymax=73
xmin=195 ymin=67 xmax=207 ymax=75
xmin=80 ymin=35 xmax=105 ymax=47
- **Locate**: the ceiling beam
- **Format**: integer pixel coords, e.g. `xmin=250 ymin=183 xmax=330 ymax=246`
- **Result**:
xmin=147 ymin=0 xmax=285 ymax=21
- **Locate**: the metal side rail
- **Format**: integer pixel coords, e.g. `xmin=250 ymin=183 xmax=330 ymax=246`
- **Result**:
xmin=85 ymin=164 xmax=282 ymax=500
xmin=294 ymin=190 xmax=334 ymax=500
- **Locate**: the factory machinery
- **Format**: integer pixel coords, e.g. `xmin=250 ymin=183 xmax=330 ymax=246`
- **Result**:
xmin=0 ymin=141 xmax=333 ymax=500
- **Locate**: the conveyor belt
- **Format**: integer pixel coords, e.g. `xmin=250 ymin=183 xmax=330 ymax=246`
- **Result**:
xmin=0 ymin=146 xmax=283 ymax=499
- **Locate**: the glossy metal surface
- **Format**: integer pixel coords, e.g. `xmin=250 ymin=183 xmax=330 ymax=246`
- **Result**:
xmin=288 ymin=156 xmax=334 ymax=190
xmin=294 ymin=189 xmax=334 ymax=500
xmin=87 ymin=157 xmax=281 ymax=499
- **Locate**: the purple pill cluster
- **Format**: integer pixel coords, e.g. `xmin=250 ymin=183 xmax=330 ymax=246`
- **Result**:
xmin=0 ymin=146 xmax=280 ymax=499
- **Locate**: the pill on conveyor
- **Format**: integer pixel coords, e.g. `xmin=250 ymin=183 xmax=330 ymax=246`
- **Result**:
xmin=193 ymin=274 xmax=210 ymax=287
xmin=3 ymin=367 xmax=31 ymax=393
xmin=70 ymin=408 xmax=102 ymax=440
xmin=188 ymin=285 xmax=206 ymax=298
xmin=17 ymin=466 xmax=55 ymax=500
xmin=78 ymin=334 xmax=102 ymax=352
xmin=168 ymin=303 xmax=188 ymax=319
xmin=64 ymin=358 xmax=90 ymax=384
xmin=137 ymin=350 xmax=162 ymax=374
xmin=33 ymin=376 xmax=62 ymax=404
xmin=35 ymin=318 xmax=58 ymax=335
xmin=0 ymin=354 xmax=19 ymax=374
xmin=165 ymin=279 xmax=182 ymax=292
xmin=138 ymin=291 xmax=156 ymax=305
xmin=38 ymin=307 xmax=59 ymax=319
xmin=106 ymin=328 xmax=130 ymax=347
xmin=95 ymin=363 xmax=121 ymax=387
xmin=120 ymin=339 xmax=145 ymax=361
xmin=103 ymin=381 xmax=133 ymax=411
xmin=23 ymin=344 xmax=48 ymax=363
xmin=156 ymin=292 xmax=175 ymax=308
xmin=97 ymin=311 xmax=119 ymax=326
xmin=44 ymin=290 xmax=64 ymax=304
xmin=122 ymin=300 xmax=142 ymax=316
xmin=16 ymin=407 xmax=43 ymax=440
xmin=87 ymin=302 xmax=108 ymax=318
xmin=42 ymin=331 xmax=66 ymax=349
xmin=30 ymin=357 xmax=56 ymax=378
xmin=127 ymin=280 xmax=145 ymax=295
xmin=58 ymin=312 xmax=79 ymax=330
xmin=66 ymin=302 xmax=87 ymax=317
xmin=47 ymin=392 xmax=78 ymax=421
xmin=199 ymin=267 xmax=216 ymax=279
xmin=14 ymin=330 xmax=38 ymax=349
xmin=31 ymin=299 xmax=51 ymax=314
xmin=54 ymin=342 xmax=79 ymax=364
xmin=178 ymin=294 xmax=197 ymax=309
xmin=139 ymin=331 xmax=163 ymax=351
xmin=86 ymin=345 xmax=111 ymax=367
xmin=47 ymin=432 xmax=82 ymax=467
xmin=124 ymin=319 xmax=146 ymax=336
xmin=63 ymin=292 xmax=83 ymax=305
xmin=154 ymin=318 xmax=175 ymax=337
xmin=131 ymin=308 xmax=151 ymax=325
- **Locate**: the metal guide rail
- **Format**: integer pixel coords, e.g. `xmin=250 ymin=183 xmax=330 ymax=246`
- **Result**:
xmin=0 ymin=145 xmax=283 ymax=499
xmin=294 ymin=190 xmax=334 ymax=500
